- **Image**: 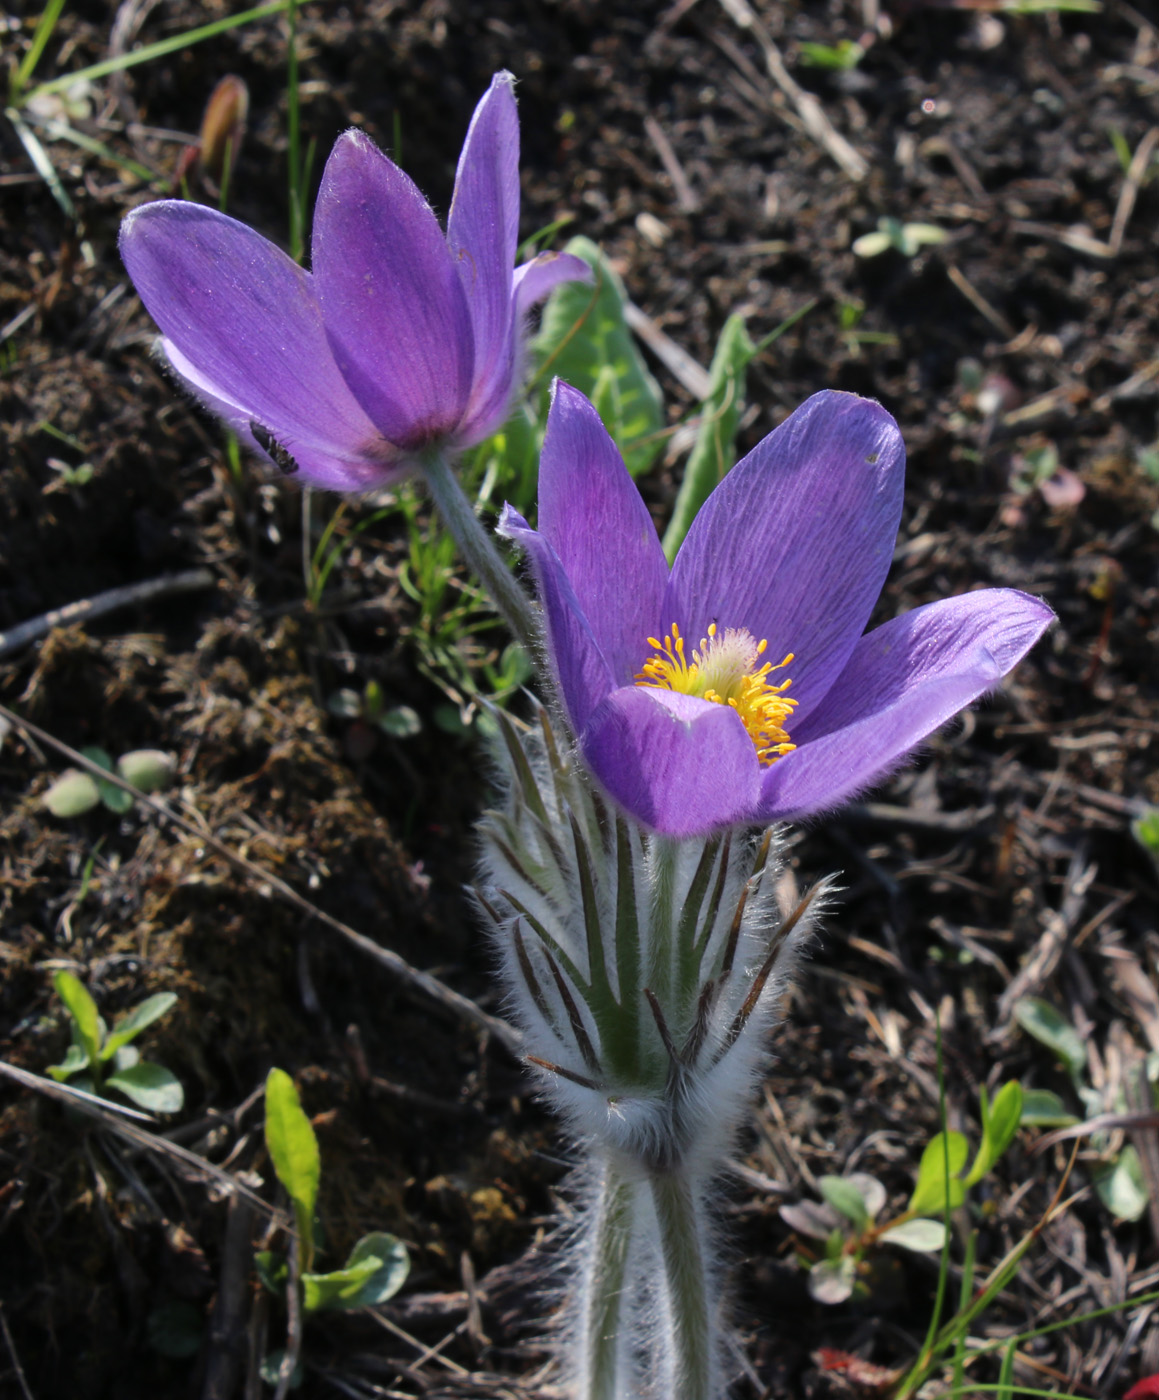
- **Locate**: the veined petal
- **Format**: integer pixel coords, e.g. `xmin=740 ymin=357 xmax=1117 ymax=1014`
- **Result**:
xmin=666 ymin=390 xmax=904 ymax=726
xmin=313 ymin=131 xmax=474 ymax=450
xmin=537 ymin=383 xmax=670 ymax=684
xmin=757 ymin=589 xmax=1055 ymax=821
xmin=447 ymin=72 xmax=520 ymax=435
xmin=513 ymin=250 xmax=595 ymax=319
xmin=120 ymin=201 xmax=388 ymax=468
xmin=581 ymin=687 xmax=762 ymax=836
xmin=499 ymin=505 xmax=615 ymax=734
xmin=163 ymin=339 xmax=406 ymax=492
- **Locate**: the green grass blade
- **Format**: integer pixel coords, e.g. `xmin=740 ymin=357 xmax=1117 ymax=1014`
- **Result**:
xmin=11 ymin=0 xmax=69 ymax=100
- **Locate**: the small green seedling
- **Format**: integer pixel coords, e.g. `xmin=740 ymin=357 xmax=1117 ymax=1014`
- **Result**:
xmin=48 ymin=971 xmax=184 ymax=1113
xmin=257 ymin=1068 xmax=409 ymax=1313
xmin=44 ymin=457 xmax=95 ymax=491
xmin=852 ymin=217 xmax=948 ymax=259
xmin=1015 ymin=996 xmax=1151 ymax=1221
xmin=1133 ymin=807 xmax=1159 ymax=880
xmin=42 ymin=747 xmax=174 ymax=817
xmin=783 ymin=1081 xmax=1023 ymax=1304
xmin=798 ymin=40 xmax=864 ymax=71
xmin=328 ymin=682 xmax=422 ymax=738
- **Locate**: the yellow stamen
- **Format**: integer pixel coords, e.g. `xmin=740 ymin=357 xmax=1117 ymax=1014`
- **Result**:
xmin=635 ymin=622 xmax=797 ymax=765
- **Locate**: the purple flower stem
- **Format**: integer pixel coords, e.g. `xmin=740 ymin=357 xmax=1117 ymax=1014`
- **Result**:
xmin=420 ymin=448 xmax=538 ymax=656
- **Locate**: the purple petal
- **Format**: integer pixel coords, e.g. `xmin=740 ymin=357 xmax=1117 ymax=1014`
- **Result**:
xmin=120 ymin=201 xmax=391 ymax=476
xmin=513 ymin=250 xmax=595 ymax=319
xmin=666 ymin=391 xmax=905 ymax=726
xmin=498 ymin=505 xmax=615 ymax=734
xmin=581 ymin=687 xmax=762 ymax=836
xmin=537 ymin=383 xmax=670 ymax=684
xmin=163 ymin=339 xmax=406 ymax=492
xmin=312 ymin=131 xmax=474 ymax=450
xmin=757 ymin=589 xmax=1054 ymax=821
xmin=446 ymin=73 xmax=521 ymax=440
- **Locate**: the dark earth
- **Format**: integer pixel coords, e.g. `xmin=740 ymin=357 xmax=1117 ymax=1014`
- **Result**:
xmin=2 ymin=0 xmax=1159 ymax=1396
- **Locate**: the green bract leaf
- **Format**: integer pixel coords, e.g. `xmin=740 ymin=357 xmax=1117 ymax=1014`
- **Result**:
xmin=106 ymin=1061 xmax=184 ymax=1113
xmin=530 ymin=236 xmax=663 ymax=477
xmin=966 ymin=1080 xmax=1023 ymax=1186
xmin=42 ymin=769 xmax=101 ymax=817
xmin=264 ymin=1068 xmax=320 ymax=1269
xmin=878 ymin=1218 xmax=948 ymax=1253
xmin=1019 ymin=1088 xmax=1077 ymax=1127
xmin=53 ymin=970 xmax=102 ymax=1068
xmin=908 ymin=1130 xmax=968 ymax=1216
xmin=101 ymin=991 xmax=178 ymax=1060
xmin=818 ymin=1175 xmax=869 ymax=1231
xmin=808 ymin=1255 xmax=857 ymax=1304
xmin=662 ymin=313 xmax=754 ymax=561
xmin=1095 ymin=1146 xmax=1148 ymax=1222
xmin=1013 ymin=997 xmax=1087 ymax=1079
xmin=47 ymin=1042 xmax=88 ymax=1081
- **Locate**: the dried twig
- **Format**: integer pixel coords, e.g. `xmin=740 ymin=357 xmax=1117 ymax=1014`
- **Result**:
xmin=0 ymin=1301 xmax=34 ymax=1400
xmin=623 ymin=300 xmax=712 ymax=399
xmin=202 ymin=1193 xmax=256 ymax=1400
xmin=643 ymin=114 xmax=700 ymax=211
xmin=0 ymin=702 xmax=522 ymax=1056
xmin=0 ymin=568 xmax=216 ymax=659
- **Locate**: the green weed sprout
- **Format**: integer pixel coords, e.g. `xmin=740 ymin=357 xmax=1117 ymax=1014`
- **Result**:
xmin=42 ymin=746 xmax=174 ymax=818
xmin=852 ymin=216 xmax=949 ymax=259
xmin=1134 ymin=807 xmax=1159 ymax=879
xmin=257 ymin=1068 xmax=409 ymax=1313
xmin=48 ymin=971 xmax=184 ymax=1113
xmin=783 ymin=1081 xmax=1023 ymax=1304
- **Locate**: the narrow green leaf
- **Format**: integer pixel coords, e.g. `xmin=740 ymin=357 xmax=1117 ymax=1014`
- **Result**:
xmin=966 ymin=1080 xmax=1023 ymax=1186
xmin=53 ymin=970 xmax=102 ymax=1068
xmin=662 ymin=314 xmax=754 ymax=560
xmin=818 ymin=1175 xmax=869 ymax=1232
xmin=1013 ymin=998 xmax=1087 ymax=1079
xmin=1019 ymin=1087 xmax=1077 ymax=1127
xmin=996 ymin=1337 xmax=1017 ymax=1400
xmin=264 ymin=1068 xmax=320 ymax=1268
xmin=530 ymin=236 xmax=663 ymax=476
xmin=908 ymin=1130 xmax=968 ymax=1216
xmin=106 ymin=1061 xmax=184 ymax=1113
xmin=101 ymin=992 xmax=177 ymax=1060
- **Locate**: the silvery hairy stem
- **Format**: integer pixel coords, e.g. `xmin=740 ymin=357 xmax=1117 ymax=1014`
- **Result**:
xmin=474 ymin=703 xmax=832 ymax=1399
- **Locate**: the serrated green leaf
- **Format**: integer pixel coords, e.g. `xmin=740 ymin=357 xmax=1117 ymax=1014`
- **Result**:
xmin=53 ymin=970 xmax=102 ymax=1068
xmin=101 ymin=991 xmax=178 ymax=1060
xmin=879 ymin=1218 xmax=948 ymax=1253
xmin=1095 ymin=1146 xmax=1148 ymax=1221
xmin=530 ymin=236 xmax=663 ymax=476
xmin=966 ymin=1080 xmax=1023 ymax=1186
xmin=47 ymin=1042 xmax=88 ymax=1081
xmin=264 ymin=1068 xmax=319 ymax=1269
xmin=908 ymin=1130 xmax=968 ymax=1216
xmin=106 ymin=1061 xmax=184 ymax=1113
xmin=1019 ymin=1087 xmax=1077 ymax=1127
xmin=818 ymin=1175 xmax=869 ymax=1231
xmin=662 ymin=313 xmax=754 ymax=561
xmin=42 ymin=769 xmax=101 ymax=817
xmin=1014 ymin=998 xmax=1087 ymax=1079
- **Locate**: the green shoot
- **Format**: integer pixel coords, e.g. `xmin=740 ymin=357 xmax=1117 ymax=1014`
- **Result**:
xmin=9 ymin=0 xmax=69 ymax=103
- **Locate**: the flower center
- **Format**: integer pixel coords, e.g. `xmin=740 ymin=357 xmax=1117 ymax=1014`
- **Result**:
xmin=636 ymin=623 xmax=797 ymax=765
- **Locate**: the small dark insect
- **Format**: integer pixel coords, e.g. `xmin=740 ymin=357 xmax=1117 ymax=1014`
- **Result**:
xmin=249 ymin=420 xmax=299 ymax=475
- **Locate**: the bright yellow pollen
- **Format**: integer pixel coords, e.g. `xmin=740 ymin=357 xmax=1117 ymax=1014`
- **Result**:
xmin=635 ymin=622 xmax=797 ymax=766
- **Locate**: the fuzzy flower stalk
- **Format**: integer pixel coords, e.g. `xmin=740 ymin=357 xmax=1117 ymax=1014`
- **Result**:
xmin=118 ymin=72 xmax=590 ymax=652
xmin=479 ymin=383 xmax=1053 ymax=1399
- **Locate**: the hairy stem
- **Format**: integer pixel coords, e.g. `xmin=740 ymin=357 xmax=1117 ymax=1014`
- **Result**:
xmin=420 ymin=449 xmax=538 ymax=655
xmin=576 ymin=1158 xmax=634 ymax=1400
xmin=651 ymin=1169 xmax=715 ymax=1400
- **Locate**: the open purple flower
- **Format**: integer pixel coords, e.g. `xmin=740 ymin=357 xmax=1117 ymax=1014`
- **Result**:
xmin=501 ymin=383 xmax=1054 ymax=837
xmin=119 ymin=72 xmax=591 ymax=492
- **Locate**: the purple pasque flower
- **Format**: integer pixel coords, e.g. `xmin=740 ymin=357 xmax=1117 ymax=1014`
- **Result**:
xmin=501 ymin=382 xmax=1054 ymax=838
xmin=119 ymin=72 xmax=591 ymax=492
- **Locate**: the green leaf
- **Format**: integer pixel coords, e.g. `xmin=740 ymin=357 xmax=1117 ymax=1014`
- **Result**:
xmin=808 ymin=1255 xmax=857 ymax=1304
xmin=42 ymin=769 xmax=101 ymax=817
xmin=377 ymin=705 xmax=421 ymax=739
xmin=115 ymin=750 xmax=175 ymax=793
xmin=264 ymin=1068 xmax=320 ymax=1269
xmin=53 ymin=970 xmax=102 ymax=1068
xmin=530 ymin=236 xmax=663 ymax=476
xmin=81 ymin=745 xmax=134 ymax=814
xmin=1013 ymin=998 xmax=1087 ymax=1079
xmin=908 ymin=1130 xmax=968 ymax=1216
xmin=1019 ymin=1088 xmax=1077 ymax=1127
xmin=255 ymin=1249 xmax=288 ymax=1297
xmin=818 ymin=1175 xmax=869 ymax=1232
xmin=1095 ymin=1146 xmax=1148 ymax=1222
xmin=662 ymin=313 xmax=754 ymax=561
xmin=106 ymin=1061 xmax=184 ymax=1113
xmin=851 ymin=229 xmax=893 ymax=258
xmin=966 ymin=1080 xmax=1023 ymax=1186
xmin=879 ymin=1218 xmax=949 ymax=1253
xmin=101 ymin=991 xmax=178 ymax=1060
xmin=47 ymin=1042 xmax=88 ymax=1081
xmin=300 ymin=1235 xmax=408 ymax=1313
